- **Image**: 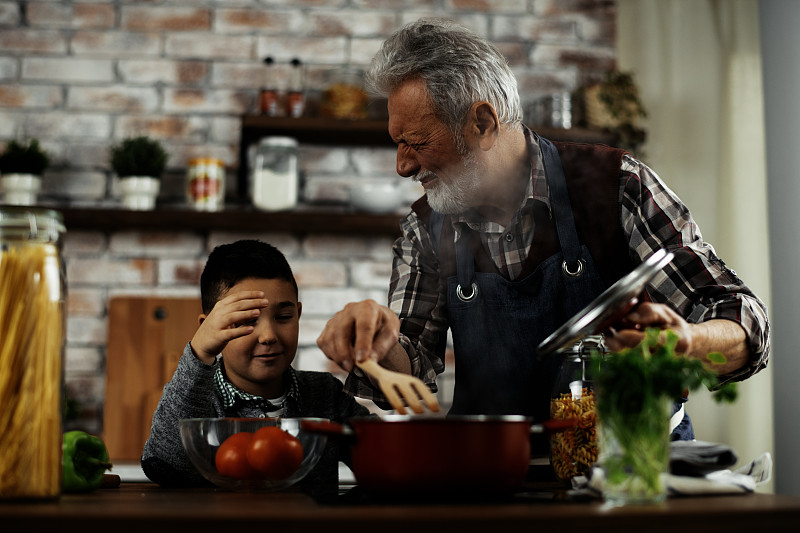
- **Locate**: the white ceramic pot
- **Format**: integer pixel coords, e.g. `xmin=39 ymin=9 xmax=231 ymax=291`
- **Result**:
xmin=119 ymin=176 xmax=160 ymax=210
xmin=0 ymin=173 xmax=42 ymax=206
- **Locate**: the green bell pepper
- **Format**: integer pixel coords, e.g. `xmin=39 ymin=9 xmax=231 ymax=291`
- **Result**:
xmin=61 ymin=430 xmax=113 ymax=493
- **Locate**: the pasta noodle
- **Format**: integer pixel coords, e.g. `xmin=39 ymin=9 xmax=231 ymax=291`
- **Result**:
xmin=550 ymin=388 xmax=598 ymax=481
xmin=0 ymin=241 xmax=64 ymax=499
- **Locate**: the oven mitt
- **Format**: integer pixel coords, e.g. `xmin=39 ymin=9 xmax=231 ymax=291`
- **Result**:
xmin=669 ymin=440 xmax=738 ymax=476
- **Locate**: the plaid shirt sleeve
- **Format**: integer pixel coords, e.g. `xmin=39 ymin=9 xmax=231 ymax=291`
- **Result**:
xmin=343 ymin=210 xmax=448 ymax=407
xmin=620 ymin=155 xmax=770 ymax=384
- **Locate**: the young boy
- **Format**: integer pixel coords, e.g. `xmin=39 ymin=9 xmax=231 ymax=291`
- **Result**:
xmin=141 ymin=239 xmax=370 ymax=497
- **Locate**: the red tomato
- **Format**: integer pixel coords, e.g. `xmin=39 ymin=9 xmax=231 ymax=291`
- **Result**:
xmin=246 ymin=426 xmax=304 ymax=480
xmin=215 ymin=431 xmax=260 ymax=479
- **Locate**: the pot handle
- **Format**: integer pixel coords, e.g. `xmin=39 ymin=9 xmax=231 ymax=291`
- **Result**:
xmin=531 ymin=418 xmax=578 ymax=434
xmin=300 ymin=418 xmax=355 ymax=438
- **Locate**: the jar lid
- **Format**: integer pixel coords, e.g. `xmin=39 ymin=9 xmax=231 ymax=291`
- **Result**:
xmin=258 ymin=136 xmax=298 ymax=148
xmin=188 ymin=157 xmax=225 ymax=166
xmin=324 ymin=67 xmax=365 ymax=85
xmin=557 ymin=335 xmax=607 ymax=357
xmin=0 ymin=206 xmax=65 ymax=241
xmin=537 ymin=248 xmax=675 ymax=358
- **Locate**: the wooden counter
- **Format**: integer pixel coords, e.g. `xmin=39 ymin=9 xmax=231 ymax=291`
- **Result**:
xmin=2 ymin=482 xmax=798 ymax=533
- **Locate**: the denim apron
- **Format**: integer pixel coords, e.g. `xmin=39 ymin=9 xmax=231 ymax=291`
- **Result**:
xmin=432 ymin=134 xmax=694 ymax=439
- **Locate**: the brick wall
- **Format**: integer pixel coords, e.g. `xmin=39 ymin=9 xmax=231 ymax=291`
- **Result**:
xmin=0 ymin=0 xmax=617 ymax=433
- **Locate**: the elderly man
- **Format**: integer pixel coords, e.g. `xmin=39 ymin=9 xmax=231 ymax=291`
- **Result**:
xmin=317 ymin=18 xmax=769 ymax=440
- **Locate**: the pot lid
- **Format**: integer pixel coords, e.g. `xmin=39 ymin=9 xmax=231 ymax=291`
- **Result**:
xmin=537 ymin=248 xmax=675 ymax=358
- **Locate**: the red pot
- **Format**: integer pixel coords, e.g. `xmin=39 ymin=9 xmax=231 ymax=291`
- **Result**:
xmin=302 ymin=415 xmax=573 ymax=495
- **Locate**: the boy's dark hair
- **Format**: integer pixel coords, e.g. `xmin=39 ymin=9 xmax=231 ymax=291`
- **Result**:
xmin=200 ymin=240 xmax=298 ymax=313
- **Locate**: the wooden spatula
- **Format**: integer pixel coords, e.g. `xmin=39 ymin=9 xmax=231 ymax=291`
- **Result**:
xmin=356 ymin=358 xmax=440 ymax=415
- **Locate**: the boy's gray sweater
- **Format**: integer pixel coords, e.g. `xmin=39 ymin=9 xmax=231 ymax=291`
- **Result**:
xmin=141 ymin=343 xmax=370 ymax=498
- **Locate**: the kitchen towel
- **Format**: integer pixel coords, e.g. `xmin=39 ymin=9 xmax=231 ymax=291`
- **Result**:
xmin=669 ymin=440 xmax=739 ymax=476
xmin=570 ymin=444 xmax=772 ymax=498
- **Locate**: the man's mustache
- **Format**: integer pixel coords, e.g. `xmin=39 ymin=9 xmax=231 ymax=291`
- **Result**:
xmin=413 ymin=170 xmax=437 ymax=182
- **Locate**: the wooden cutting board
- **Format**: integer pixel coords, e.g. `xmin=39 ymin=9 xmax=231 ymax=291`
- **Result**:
xmin=103 ymin=296 xmax=201 ymax=462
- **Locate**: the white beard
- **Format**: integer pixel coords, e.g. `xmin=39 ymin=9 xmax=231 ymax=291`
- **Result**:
xmin=421 ymin=150 xmax=483 ymax=215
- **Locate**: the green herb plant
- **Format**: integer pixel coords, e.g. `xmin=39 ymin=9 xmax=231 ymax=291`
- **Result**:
xmin=589 ymin=328 xmax=737 ymax=502
xmin=109 ymin=136 xmax=168 ymax=179
xmin=0 ymin=139 xmax=50 ymax=175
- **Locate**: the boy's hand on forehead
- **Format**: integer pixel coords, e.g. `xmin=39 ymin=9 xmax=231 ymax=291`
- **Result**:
xmin=190 ymin=290 xmax=269 ymax=365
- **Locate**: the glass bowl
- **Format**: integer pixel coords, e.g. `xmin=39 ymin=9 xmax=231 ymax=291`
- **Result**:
xmin=179 ymin=417 xmax=328 ymax=491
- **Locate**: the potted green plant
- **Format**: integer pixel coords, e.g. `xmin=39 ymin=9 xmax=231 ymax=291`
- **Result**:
xmin=589 ymin=329 xmax=737 ymax=506
xmin=0 ymin=138 xmax=50 ymax=205
xmin=581 ymin=71 xmax=648 ymax=153
xmin=109 ymin=136 xmax=168 ymax=210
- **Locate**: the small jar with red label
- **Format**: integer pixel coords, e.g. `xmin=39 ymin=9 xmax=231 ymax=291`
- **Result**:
xmin=186 ymin=158 xmax=225 ymax=211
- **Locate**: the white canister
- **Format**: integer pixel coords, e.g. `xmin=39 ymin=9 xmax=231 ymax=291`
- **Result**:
xmin=186 ymin=158 xmax=225 ymax=211
xmin=252 ymin=137 xmax=298 ymax=211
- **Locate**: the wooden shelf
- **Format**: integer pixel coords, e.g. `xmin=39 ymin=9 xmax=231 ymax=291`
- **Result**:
xmin=236 ymin=115 xmax=616 ymax=198
xmin=58 ymin=205 xmax=406 ymax=236
xmin=53 ymin=120 xmax=616 ymax=236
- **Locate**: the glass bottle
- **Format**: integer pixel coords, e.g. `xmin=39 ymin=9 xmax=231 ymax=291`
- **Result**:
xmin=259 ymin=56 xmax=279 ymax=116
xmin=549 ymin=335 xmax=604 ymax=483
xmin=0 ymin=207 xmax=66 ymax=500
xmin=286 ymin=58 xmax=305 ymax=118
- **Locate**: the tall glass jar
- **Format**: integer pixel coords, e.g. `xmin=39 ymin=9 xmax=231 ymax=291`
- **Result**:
xmin=0 ymin=207 xmax=66 ymax=500
xmin=252 ymin=137 xmax=299 ymax=212
xmin=549 ymin=335 xmax=604 ymax=483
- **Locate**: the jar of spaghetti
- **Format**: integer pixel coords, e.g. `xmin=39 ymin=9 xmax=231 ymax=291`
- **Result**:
xmin=186 ymin=157 xmax=225 ymax=211
xmin=549 ymin=335 xmax=605 ymax=482
xmin=0 ymin=207 xmax=65 ymax=500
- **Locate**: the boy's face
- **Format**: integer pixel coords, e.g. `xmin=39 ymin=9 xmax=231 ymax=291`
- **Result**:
xmin=218 ymin=277 xmax=301 ymax=398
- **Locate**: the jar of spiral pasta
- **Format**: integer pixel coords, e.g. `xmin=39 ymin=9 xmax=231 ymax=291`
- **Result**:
xmin=0 ymin=207 xmax=66 ymax=500
xmin=549 ymin=335 xmax=606 ymax=483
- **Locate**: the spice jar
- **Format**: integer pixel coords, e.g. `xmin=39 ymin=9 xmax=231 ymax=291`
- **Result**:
xmin=549 ymin=335 xmax=605 ymax=482
xmin=186 ymin=157 xmax=226 ymax=211
xmin=259 ymin=56 xmax=279 ymax=116
xmin=286 ymin=58 xmax=306 ymax=118
xmin=252 ymin=137 xmax=299 ymax=212
xmin=0 ymin=207 xmax=65 ymax=500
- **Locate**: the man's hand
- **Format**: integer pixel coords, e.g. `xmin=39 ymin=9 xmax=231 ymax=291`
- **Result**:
xmin=190 ymin=291 xmax=267 ymax=364
xmin=604 ymin=302 xmax=695 ymax=354
xmin=316 ymin=299 xmax=401 ymax=373
xmin=604 ymin=301 xmax=748 ymax=374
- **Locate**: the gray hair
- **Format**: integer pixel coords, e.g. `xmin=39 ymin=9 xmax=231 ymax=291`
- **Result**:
xmin=366 ymin=18 xmax=523 ymax=137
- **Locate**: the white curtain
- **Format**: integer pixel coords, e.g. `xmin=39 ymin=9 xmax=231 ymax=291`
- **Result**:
xmin=617 ymin=0 xmax=773 ymax=491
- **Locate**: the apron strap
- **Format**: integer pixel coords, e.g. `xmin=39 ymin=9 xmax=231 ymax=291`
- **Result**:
xmin=430 ymin=210 xmax=477 ymax=301
xmin=537 ymin=135 xmax=584 ymax=276
xmin=455 ymin=232 xmax=477 ymax=301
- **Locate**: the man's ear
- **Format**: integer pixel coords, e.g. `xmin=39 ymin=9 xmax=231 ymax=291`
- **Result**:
xmin=466 ymin=101 xmax=500 ymax=151
xmin=198 ymin=314 xmax=207 ymax=326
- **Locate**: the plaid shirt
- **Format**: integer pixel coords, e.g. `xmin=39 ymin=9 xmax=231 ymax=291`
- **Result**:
xmin=344 ymin=129 xmax=770 ymax=406
xmin=214 ymin=359 xmax=300 ymax=417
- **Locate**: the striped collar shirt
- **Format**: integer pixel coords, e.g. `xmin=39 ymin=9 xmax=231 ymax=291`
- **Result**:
xmin=214 ymin=360 xmax=301 ymax=417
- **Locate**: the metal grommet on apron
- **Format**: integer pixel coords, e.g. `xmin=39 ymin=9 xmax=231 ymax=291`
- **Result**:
xmin=562 ymin=259 xmax=584 ymax=277
xmin=456 ymin=282 xmax=478 ymax=302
